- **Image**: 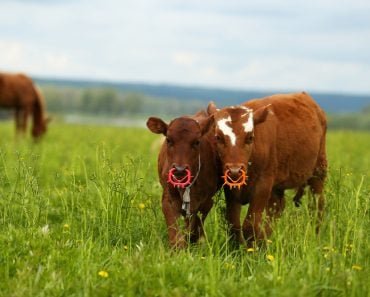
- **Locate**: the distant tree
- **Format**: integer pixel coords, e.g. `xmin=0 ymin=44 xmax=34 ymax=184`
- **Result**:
xmin=91 ymin=88 xmax=118 ymax=115
xmin=123 ymin=93 xmax=144 ymax=114
xmin=80 ymin=88 xmax=119 ymax=115
xmin=81 ymin=89 xmax=94 ymax=113
xmin=362 ymin=104 xmax=370 ymax=114
xmin=42 ymin=86 xmax=80 ymax=113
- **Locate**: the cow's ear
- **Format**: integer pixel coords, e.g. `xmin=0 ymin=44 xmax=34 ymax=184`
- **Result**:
xmin=207 ymin=101 xmax=218 ymax=115
xmin=253 ymin=105 xmax=271 ymax=125
xmin=199 ymin=115 xmax=214 ymax=136
xmin=146 ymin=117 xmax=168 ymax=135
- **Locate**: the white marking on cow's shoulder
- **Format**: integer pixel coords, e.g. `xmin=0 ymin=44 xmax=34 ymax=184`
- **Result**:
xmin=217 ymin=116 xmax=236 ymax=146
xmin=243 ymin=112 xmax=254 ymax=133
xmin=240 ymin=106 xmax=252 ymax=112
xmin=266 ymin=104 xmax=274 ymax=115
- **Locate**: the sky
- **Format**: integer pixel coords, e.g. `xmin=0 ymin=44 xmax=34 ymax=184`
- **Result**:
xmin=1 ymin=0 xmax=370 ymax=95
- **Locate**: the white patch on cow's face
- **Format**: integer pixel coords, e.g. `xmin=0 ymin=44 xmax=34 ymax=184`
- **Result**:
xmin=217 ymin=116 xmax=236 ymax=146
xmin=243 ymin=112 xmax=254 ymax=133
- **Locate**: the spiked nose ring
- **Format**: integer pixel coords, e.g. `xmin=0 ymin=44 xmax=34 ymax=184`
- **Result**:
xmin=222 ymin=169 xmax=248 ymax=189
xmin=167 ymin=168 xmax=193 ymax=188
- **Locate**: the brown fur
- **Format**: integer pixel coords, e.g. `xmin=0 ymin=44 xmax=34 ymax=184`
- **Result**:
xmin=208 ymin=92 xmax=327 ymax=245
xmin=0 ymin=72 xmax=50 ymax=139
xmin=147 ymin=111 xmax=221 ymax=249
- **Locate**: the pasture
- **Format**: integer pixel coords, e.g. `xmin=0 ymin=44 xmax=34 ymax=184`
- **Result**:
xmin=0 ymin=121 xmax=369 ymax=297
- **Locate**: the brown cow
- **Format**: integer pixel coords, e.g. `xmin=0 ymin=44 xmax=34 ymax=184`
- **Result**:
xmin=147 ymin=111 xmax=221 ymax=248
xmin=0 ymin=72 xmax=50 ymax=139
xmin=207 ymin=92 xmax=327 ymax=245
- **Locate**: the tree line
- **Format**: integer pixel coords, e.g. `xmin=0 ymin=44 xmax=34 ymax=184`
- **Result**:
xmin=41 ymin=85 xmax=204 ymax=117
xmin=3 ymin=84 xmax=366 ymax=130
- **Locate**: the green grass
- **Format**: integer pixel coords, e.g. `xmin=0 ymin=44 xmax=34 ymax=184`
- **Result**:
xmin=0 ymin=122 xmax=369 ymax=297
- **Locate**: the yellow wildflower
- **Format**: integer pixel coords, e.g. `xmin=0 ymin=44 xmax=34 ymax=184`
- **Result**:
xmin=138 ymin=203 xmax=145 ymax=210
xmin=63 ymin=224 xmax=70 ymax=229
xmin=98 ymin=271 xmax=109 ymax=278
xmin=266 ymin=254 xmax=275 ymax=262
xmin=123 ymin=245 xmax=128 ymax=251
xmin=345 ymin=244 xmax=354 ymax=253
xmin=352 ymin=265 xmax=362 ymax=271
xmin=322 ymin=246 xmax=334 ymax=252
xmin=225 ymin=263 xmax=235 ymax=269
xmin=247 ymin=248 xmax=255 ymax=253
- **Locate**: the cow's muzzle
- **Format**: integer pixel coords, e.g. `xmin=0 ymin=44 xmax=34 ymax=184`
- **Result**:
xmin=222 ymin=164 xmax=248 ymax=189
xmin=167 ymin=165 xmax=193 ymax=188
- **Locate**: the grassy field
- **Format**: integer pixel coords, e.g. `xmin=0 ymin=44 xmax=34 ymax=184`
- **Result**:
xmin=0 ymin=122 xmax=369 ymax=297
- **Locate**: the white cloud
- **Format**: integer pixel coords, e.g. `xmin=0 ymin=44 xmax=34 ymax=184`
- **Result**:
xmin=201 ymin=66 xmax=219 ymax=77
xmin=171 ymin=51 xmax=199 ymax=67
xmin=0 ymin=40 xmax=75 ymax=77
xmin=45 ymin=53 xmax=70 ymax=73
xmin=0 ymin=41 xmax=25 ymax=68
xmin=222 ymin=57 xmax=370 ymax=93
xmin=0 ymin=0 xmax=369 ymax=94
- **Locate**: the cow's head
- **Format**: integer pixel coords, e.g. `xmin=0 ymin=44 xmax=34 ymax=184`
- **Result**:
xmin=147 ymin=115 xmax=214 ymax=187
xmin=32 ymin=116 xmax=51 ymax=139
xmin=207 ymin=102 xmax=270 ymax=189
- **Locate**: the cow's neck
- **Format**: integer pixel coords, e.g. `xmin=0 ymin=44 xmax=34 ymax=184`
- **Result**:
xmin=181 ymin=153 xmax=201 ymax=218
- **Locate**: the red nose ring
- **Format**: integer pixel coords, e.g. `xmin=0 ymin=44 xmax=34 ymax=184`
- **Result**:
xmin=222 ymin=169 xmax=248 ymax=189
xmin=167 ymin=168 xmax=193 ymax=188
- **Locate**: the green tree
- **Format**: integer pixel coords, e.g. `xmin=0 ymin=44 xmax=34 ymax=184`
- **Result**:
xmin=80 ymin=88 xmax=119 ymax=115
xmin=362 ymin=104 xmax=370 ymax=114
xmin=97 ymin=88 xmax=119 ymax=115
xmin=81 ymin=89 xmax=94 ymax=113
xmin=123 ymin=93 xmax=144 ymax=114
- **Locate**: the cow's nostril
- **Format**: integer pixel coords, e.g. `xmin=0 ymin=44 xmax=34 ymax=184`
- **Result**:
xmin=175 ymin=165 xmax=186 ymax=172
xmin=229 ymin=166 xmax=242 ymax=178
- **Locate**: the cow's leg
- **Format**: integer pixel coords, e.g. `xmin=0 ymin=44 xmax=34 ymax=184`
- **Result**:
xmin=15 ymin=107 xmax=23 ymax=137
xmin=308 ymin=154 xmax=327 ymax=233
xmin=187 ymin=198 xmax=213 ymax=243
xmin=224 ymin=190 xmax=244 ymax=243
xmin=19 ymin=106 xmax=30 ymax=134
xmin=267 ymin=188 xmax=285 ymax=218
xmin=242 ymin=177 xmax=273 ymax=245
xmin=162 ymin=193 xmax=186 ymax=249
xmin=186 ymin=215 xmax=202 ymax=244
xmin=293 ymin=185 xmax=305 ymax=207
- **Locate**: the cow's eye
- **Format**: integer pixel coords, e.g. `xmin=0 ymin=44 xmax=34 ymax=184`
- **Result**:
xmin=192 ymin=140 xmax=200 ymax=148
xmin=245 ymin=134 xmax=254 ymax=144
xmin=216 ymin=135 xmax=224 ymax=143
xmin=166 ymin=137 xmax=173 ymax=146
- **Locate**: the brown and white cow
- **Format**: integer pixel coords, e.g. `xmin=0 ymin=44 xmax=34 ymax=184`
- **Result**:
xmin=147 ymin=111 xmax=221 ymax=249
xmin=207 ymin=92 xmax=327 ymax=245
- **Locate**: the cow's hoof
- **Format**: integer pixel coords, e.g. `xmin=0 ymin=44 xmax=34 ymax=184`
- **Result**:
xmin=170 ymin=236 xmax=187 ymax=250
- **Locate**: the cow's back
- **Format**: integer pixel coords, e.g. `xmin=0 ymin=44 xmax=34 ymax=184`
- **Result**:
xmin=245 ymin=92 xmax=327 ymax=188
xmin=0 ymin=73 xmax=35 ymax=107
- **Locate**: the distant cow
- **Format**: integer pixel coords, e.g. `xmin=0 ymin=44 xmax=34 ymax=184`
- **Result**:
xmin=147 ymin=111 xmax=221 ymax=249
xmin=207 ymin=92 xmax=327 ymax=245
xmin=0 ymin=72 xmax=50 ymax=139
